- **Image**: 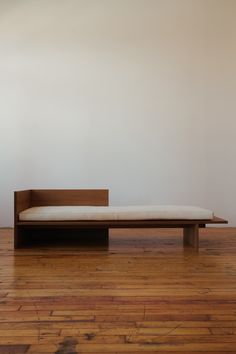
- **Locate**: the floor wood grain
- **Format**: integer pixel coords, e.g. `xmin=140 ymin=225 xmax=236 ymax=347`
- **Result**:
xmin=0 ymin=227 xmax=236 ymax=353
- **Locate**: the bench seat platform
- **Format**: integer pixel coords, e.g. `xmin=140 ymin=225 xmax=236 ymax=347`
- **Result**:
xmin=19 ymin=205 xmax=214 ymax=222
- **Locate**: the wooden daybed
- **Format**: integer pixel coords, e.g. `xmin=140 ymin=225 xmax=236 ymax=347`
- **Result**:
xmin=14 ymin=189 xmax=227 ymax=250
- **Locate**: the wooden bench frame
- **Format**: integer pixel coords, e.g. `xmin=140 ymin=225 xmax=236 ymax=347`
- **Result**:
xmin=14 ymin=189 xmax=228 ymax=250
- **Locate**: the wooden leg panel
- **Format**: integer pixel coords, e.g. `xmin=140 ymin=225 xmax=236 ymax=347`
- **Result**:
xmin=183 ymin=224 xmax=199 ymax=250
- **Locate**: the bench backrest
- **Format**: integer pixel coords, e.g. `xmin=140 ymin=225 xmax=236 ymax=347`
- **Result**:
xmin=14 ymin=189 xmax=109 ymax=222
xmin=31 ymin=189 xmax=109 ymax=207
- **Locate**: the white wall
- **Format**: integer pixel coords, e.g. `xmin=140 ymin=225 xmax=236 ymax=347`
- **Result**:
xmin=0 ymin=0 xmax=235 ymax=227
xmin=204 ymin=1 xmax=236 ymax=226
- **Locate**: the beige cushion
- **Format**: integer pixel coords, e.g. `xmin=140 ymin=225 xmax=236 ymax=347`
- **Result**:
xmin=19 ymin=205 xmax=214 ymax=221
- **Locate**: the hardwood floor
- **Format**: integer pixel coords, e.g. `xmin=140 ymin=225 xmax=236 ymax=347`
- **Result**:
xmin=0 ymin=227 xmax=236 ymax=353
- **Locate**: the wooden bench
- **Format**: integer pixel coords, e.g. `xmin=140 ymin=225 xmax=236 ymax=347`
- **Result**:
xmin=14 ymin=189 xmax=228 ymax=250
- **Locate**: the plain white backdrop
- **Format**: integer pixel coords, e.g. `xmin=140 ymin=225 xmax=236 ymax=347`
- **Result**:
xmin=0 ymin=0 xmax=235 ymax=226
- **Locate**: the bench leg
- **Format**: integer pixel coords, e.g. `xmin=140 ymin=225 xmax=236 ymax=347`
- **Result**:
xmin=14 ymin=227 xmax=109 ymax=249
xmin=183 ymin=225 xmax=199 ymax=250
xmin=14 ymin=226 xmax=24 ymax=249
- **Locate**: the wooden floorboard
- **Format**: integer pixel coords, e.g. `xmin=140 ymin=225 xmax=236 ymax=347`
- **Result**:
xmin=0 ymin=227 xmax=236 ymax=353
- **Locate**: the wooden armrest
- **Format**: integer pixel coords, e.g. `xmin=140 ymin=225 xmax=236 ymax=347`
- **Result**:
xmin=14 ymin=190 xmax=32 ymax=224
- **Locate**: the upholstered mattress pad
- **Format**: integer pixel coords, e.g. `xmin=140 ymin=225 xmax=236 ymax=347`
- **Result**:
xmin=19 ymin=205 xmax=214 ymax=221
